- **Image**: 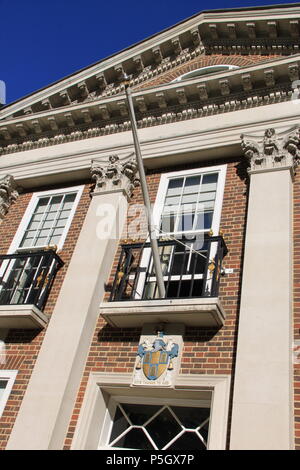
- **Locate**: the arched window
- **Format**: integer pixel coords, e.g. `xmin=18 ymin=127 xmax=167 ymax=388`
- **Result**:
xmin=172 ymin=65 xmax=239 ymax=83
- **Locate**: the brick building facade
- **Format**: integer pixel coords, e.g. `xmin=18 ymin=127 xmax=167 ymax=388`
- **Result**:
xmin=0 ymin=3 xmax=299 ymax=450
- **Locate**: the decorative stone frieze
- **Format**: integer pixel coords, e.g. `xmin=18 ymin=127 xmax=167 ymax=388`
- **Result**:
xmin=241 ymin=126 xmax=300 ymax=174
xmin=0 ymin=175 xmax=20 ymax=221
xmin=219 ymin=79 xmax=230 ymax=96
xmin=171 ymin=37 xmax=182 ymax=55
xmin=241 ymin=74 xmax=252 ymax=92
xmin=246 ymin=22 xmax=256 ymax=39
xmin=264 ymin=69 xmax=275 ymax=87
xmin=91 ymin=154 xmax=140 ymax=199
xmin=197 ymin=83 xmax=208 ymax=101
xmin=48 ymin=117 xmax=58 ymax=131
xmin=59 ymin=91 xmax=71 ymax=105
xmin=31 ymin=120 xmax=42 ymax=134
xmin=227 ymin=23 xmax=236 ymax=39
xmin=190 ymin=27 xmax=200 ymax=46
xmin=152 ymin=46 xmax=163 ymax=64
xmin=95 ymin=73 xmax=107 ymax=89
xmin=176 ymin=88 xmax=187 ymax=104
xmin=136 ymin=97 xmax=147 ymax=113
xmin=133 ymin=55 xmax=144 ymax=73
xmin=288 ymin=64 xmax=299 ymax=82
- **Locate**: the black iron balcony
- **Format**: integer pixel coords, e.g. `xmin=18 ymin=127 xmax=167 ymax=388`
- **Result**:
xmin=0 ymin=249 xmax=64 ymax=328
xmin=109 ymin=235 xmax=227 ymax=302
xmin=101 ymin=235 xmax=228 ymax=328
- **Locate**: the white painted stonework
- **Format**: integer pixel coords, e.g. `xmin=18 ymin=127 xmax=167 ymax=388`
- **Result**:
xmin=230 ymin=127 xmax=295 ymax=450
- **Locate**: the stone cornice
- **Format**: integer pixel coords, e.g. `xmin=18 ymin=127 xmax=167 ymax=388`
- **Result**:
xmin=0 ymin=56 xmax=299 ymax=156
xmin=0 ymin=175 xmax=20 ymax=221
xmin=1 ymin=100 xmax=300 ymax=191
xmin=241 ymin=125 xmax=300 ymax=175
xmin=0 ymin=5 xmax=299 ymax=123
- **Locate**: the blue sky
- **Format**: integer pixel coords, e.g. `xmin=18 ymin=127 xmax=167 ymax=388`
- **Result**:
xmin=0 ymin=0 xmax=296 ymax=104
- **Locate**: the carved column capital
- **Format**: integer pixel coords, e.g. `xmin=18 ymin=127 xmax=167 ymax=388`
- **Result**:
xmin=240 ymin=126 xmax=300 ymax=176
xmin=91 ymin=154 xmax=140 ymax=199
xmin=0 ymin=175 xmax=20 ymax=221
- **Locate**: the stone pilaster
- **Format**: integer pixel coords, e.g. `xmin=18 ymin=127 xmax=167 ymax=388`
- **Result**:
xmin=7 ymin=155 xmax=139 ymax=450
xmin=230 ymin=126 xmax=299 ymax=449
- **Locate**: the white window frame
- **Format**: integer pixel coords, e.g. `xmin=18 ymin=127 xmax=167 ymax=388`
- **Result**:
xmin=99 ymin=394 xmax=211 ymax=450
xmin=7 ymin=185 xmax=84 ymax=254
xmin=134 ymin=165 xmax=226 ymax=298
xmin=153 ymin=164 xmax=227 ymax=238
xmin=0 ymin=370 xmax=18 ymax=418
xmin=71 ymin=372 xmax=231 ymax=450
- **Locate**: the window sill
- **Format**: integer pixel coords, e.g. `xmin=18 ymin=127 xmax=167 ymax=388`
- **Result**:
xmin=0 ymin=304 xmax=48 ymax=329
xmin=100 ymin=297 xmax=226 ymax=328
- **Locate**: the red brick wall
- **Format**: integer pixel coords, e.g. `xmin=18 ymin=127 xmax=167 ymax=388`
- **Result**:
xmin=0 ymin=183 xmax=92 ymax=450
xmin=135 ymin=54 xmax=280 ymax=90
xmin=63 ymin=158 xmax=249 ymax=449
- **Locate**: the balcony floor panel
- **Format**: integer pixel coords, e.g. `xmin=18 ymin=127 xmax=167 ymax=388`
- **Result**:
xmin=100 ymin=297 xmax=226 ymax=328
xmin=0 ymin=304 xmax=48 ymax=329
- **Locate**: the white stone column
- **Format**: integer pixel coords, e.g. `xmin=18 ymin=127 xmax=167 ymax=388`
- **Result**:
xmin=6 ymin=155 xmax=139 ymax=450
xmin=230 ymin=126 xmax=299 ymax=450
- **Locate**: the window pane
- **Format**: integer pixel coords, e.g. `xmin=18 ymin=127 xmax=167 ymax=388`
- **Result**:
xmin=183 ymin=176 xmax=200 ymax=194
xmin=199 ymin=419 xmax=210 ymax=443
xmin=121 ymin=404 xmax=160 ymax=425
xmin=170 ymin=406 xmax=210 ymax=429
xmin=164 ymin=195 xmax=180 ymax=207
xmin=45 ymin=212 xmax=56 ymax=222
xmin=40 ymin=220 xmax=53 ymax=230
xmin=31 ymin=213 xmax=43 ymax=223
xmin=57 ymin=209 xmax=71 ymax=220
xmin=49 ymin=235 xmax=61 ymax=245
xmin=161 ymin=214 xmax=175 ymax=233
xmin=195 ymin=211 xmax=213 ymax=230
xmin=181 ymin=193 xmax=198 ymax=205
xmin=166 ymin=178 xmax=183 ymax=197
xmin=62 ymin=193 xmax=76 ymax=210
xmin=49 ymin=195 xmax=63 ymax=212
xmin=146 ymin=408 xmax=182 ymax=449
xmin=177 ymin=213 xmax=195 ymax=232
xmin=202 ymin=173 xmax=218 ymax=187
xmin=198 ymin=191 xmax=216 ymax=203
xmin=34 ymin=198 xmax=49 ymax=214
xmin=109 ymin=406 xmax=130 ymax=444
xmin=167 ymin=431 xmax=206 ymax=450
xmin=38 ymin=229 xmax=50 ymax=238
xmin=113 ymin=428 xmax=154 ymax=450
xmin=34 ymin=237 xmax=47 ymax=246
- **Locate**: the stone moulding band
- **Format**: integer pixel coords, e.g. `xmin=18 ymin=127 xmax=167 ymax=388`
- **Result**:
xmin=0 ymin=85 xmax=295 ymax=157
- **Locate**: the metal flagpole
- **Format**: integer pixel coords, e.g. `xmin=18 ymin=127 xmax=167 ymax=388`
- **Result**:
xmin=124 ymin=82 xmax=166 ymax=298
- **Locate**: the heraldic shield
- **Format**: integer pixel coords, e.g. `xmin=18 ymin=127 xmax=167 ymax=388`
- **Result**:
xmin=135 ymin=331 xmax=179 ymax=383
xmin=142 ymin=350 xmax=169 ymax=380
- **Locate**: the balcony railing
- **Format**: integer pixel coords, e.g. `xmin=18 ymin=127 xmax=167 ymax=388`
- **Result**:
xmin=109 ymin=235 xmax=228 ymax=302
xmin=0 ymin=250 xmax=64 ymax=311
